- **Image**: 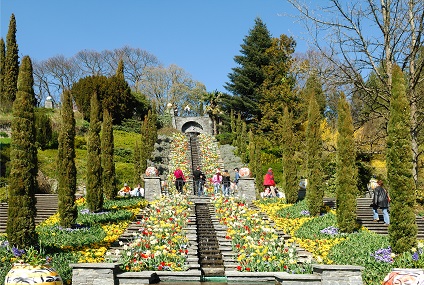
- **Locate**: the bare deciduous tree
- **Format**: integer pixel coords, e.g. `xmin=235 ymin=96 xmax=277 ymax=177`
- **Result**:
xmin=288 ymin=0 xmax=424 ymax=186
xmin=138 ymin=64 xmax=206 ymax=115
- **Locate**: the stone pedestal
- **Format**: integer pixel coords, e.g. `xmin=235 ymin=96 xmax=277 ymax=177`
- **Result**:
xmin=237 ymin=177 xmax=256 ymax=203
xmin=144 ymin=176 xmax=161 ymax=201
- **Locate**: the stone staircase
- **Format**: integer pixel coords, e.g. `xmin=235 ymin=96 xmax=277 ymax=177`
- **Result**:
xmin=356 ymin=197 xmax=424 ymax=239
xmin=0 ymin=194 xmax=59 ymax=233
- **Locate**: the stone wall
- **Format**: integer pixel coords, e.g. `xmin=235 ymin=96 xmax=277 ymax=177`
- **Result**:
xmin=70 ymin=263 xmax=364 ymax=285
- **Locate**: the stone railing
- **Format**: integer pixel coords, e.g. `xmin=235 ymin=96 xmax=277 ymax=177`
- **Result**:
xmin=70 ymin=263 xmax=364 ymax=285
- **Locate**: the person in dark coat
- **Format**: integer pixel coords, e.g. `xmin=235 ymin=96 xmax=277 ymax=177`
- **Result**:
xmin=372 ymin=179 xmax=390 ymax=225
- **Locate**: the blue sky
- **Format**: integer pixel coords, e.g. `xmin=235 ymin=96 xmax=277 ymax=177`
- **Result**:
xmin=1 ymin=0 xmax=308 ymax=93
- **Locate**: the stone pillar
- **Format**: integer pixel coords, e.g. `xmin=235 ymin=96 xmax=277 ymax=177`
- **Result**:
xmin=313 ymin=264 xmax=364 ymax=285
xmin=237 ymin=177 xmax=256 ymax=203
xmin=70 ymin=263 xmax=119 ymax=285
xmin=144 ymin=176 xmax=161 ymax=201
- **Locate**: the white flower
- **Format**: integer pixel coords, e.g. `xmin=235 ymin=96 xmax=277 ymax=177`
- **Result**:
xmin=127 ymin=251 xmax=132 ymax=256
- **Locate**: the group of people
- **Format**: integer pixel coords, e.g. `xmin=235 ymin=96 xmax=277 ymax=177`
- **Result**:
xmin=117 ymin=183 xmax=145 ymax=197
xmin=211 ymin=168 xmax=239 ymax=196
xmin=173 ymin=166 xmax=240 ymax=196
xmin=260 ymin=168 xmax=283 ymax=198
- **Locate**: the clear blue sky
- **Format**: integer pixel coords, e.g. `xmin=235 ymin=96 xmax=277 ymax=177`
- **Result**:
xmin=1 ymin=0 xmax=308 ymax=93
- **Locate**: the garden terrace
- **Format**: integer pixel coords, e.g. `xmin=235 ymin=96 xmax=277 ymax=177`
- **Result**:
xmin=0 ymin=194 xmax=58 ymax=232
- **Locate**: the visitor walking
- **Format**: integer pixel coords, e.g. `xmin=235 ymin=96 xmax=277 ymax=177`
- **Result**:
xmin=233 ymin=168 xmax=240 ymax=192
xmin=193 ymin=166 xmax=204 ymax=197
xmin=174 ymin=167 xmax=185 ymax=193
xmin=372 ymin=179 xmax=390 ymax=225
xmin=263 ymin=168 xmax=276 ymax=197
xmin=221 ymin=169 xmax=231 ymax=196
xmin=212 ymin=170 xmax=222 ymax=195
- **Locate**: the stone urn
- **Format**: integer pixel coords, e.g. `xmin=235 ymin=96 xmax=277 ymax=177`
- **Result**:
xmin=383 ymin=268 xmax=424 ymax=285
xmin=239 ymin=167 xmax=251 ymax=178
xmin=145 ymin=166 xmax=159 ymax=177
xmin=5 ymin=263 xmax=63 ymax=285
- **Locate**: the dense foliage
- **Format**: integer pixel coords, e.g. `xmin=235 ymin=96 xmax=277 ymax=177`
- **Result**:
xmin=387 ymin=65 xmax=417 ymax=253
xmin=7 ymin=56 xmax=38 ymax=248
xmin=102 ymin=108 xmax=117 ymax=199
xmin=305 ymin=93 xmax=324 ymax=216
xmin=2 ymin=14 xmax=19 ymax=113
xmin=86 ymin=91 xmax=103 ymax=212
xmin=57 ymin=90 xmax=78 ymax=227
xmin=336 ymin=94 xmax=359 ymax=233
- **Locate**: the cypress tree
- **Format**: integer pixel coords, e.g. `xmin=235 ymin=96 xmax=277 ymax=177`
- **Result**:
xmin=387 ymin=65 xmax=417 ymax=253
xmin=139 ymin=114 xmax=150 ymax=177
xmin=86 ymin=91 xmax=103 ymax=212
xmin=282 ymin=107 xmax=298 ymax=203
xmin=305 ymin=92 xmax=324 ymax=216
xmin=7 ymin=55 xmax=38 ymax=248
xmin=4 ymin=14 xmax=20 ymax=112
xmin=102 ymin=108 xmax=117 ymax=199
xmin=133 ymin=140 xmax=142 ymax=185
xmin=0 ymin=38 xmax=5 ymax=102
xmin=336 ymin=93 xmax=359 ymax=233
xmin=57 ymin=90 xmax=77 ymax=228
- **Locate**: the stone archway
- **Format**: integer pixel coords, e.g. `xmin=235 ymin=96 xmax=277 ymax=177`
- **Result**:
xmin=173 ymin=116 xmax=213 ymax=135
xmin=181 ymin=121 xmax=203 ymax=134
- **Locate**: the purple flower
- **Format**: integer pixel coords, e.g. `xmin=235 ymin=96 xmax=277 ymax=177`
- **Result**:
xmin=12 ymin=247 xmax=25 ymax=258
xmin=300 ymin=210 xmax=310 ymax=216
xmin=412 ymin=251 xmax=419 ymax=261
xmin=371 ymin=247 xmax=393 ymax=263
xmin=320 ymin=226 xmax=338 ymax=235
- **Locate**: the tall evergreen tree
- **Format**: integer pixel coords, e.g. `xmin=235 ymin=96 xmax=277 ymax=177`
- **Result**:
xmin=7 ymin=56 xmax=38 ymax=248
xmin=139 ymin=115 xmax=150 ymax=180
xmin=305 ymin=92 xmax=324 ymax=216
xmin=0 ymin=38 xmax=5 ymax=102
xmin=102 ymin=108 xmax=117 ymax=199
xmin=281 ymin=107 xmax=298 ymax=203
xmin=57 ymin=90 xmax=77 ymax=228
xmin=225 ymin=17 xmax=273 ymax=123
xmin=86 ymin=91 xmax=103 ymax=212
xmin=3 ymin=14 xmax=20 ymax=112
xmin=133 ymin=140 xmax=142 ymax=185
xmin=258 ymin=34 xmax=296 ymax=137
xmin=387 ymin=65 xmax=417 ymax=253
xmin=336 ymin=93 xmax=359 ymax=233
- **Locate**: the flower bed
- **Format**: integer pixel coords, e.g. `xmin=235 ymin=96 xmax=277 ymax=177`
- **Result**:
xmin=107 ymin=194 xmax=192 ymax=271
xmin=0 ymin=196 xmax=148 ymax=284
xmin=212 ymin=196 xmax=312 ymax=273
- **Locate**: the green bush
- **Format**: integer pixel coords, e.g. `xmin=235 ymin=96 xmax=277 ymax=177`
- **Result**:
xmin=74 ymin=136 xmax=87 ymax=150
xmin=215 ymin=132 xmax=235 ymax=145
xmin=113 ymin=118 xmax=142 ymax=134
xmin=0 ymin=132 xmax=8 ymax=138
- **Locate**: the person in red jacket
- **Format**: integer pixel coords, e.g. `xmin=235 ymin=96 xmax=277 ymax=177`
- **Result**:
xmin=263 ymin=168 xmax=276 ymax=197
xmin=174 ymin=167 xmax=185 ymax=193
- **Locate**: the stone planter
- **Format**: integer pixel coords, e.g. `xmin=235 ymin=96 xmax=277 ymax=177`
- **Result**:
xmin=145 ymin=166 xmax=159 ymax=177
xmin=239 ymin=167 xmax=251 ymax=178
xmin=383 ymin=268 xmax=424 ymax=285
xmin=5 ymin=263 xmax=63 ymax=285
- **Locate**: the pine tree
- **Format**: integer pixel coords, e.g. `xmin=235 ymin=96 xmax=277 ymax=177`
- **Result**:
xmin=387 ymin=65 xmax=417 ymax=253
xmin=57 ymin=90 xmax=77 ymax=228
xmin=0 ymin=38 xmax=5 ymax=102
xmin=225 ymin=17 xmax=273 ymax=122
xmin=3 ymin=14 xmax=20 ymax=112
xmin=282 ymin=107 xmax=298 ymax=203
xmin=102 ymin=108 xmax=117 ymax=199
xmin=7 ymin=55 xmax=38 ymax=248
xmin=305 ymin=92 xmax=324 ymax=216
xmin=336 ymin=93 xmax=359 ymax=233
xmin=86 ymin=91 xmax=103 ymax=212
